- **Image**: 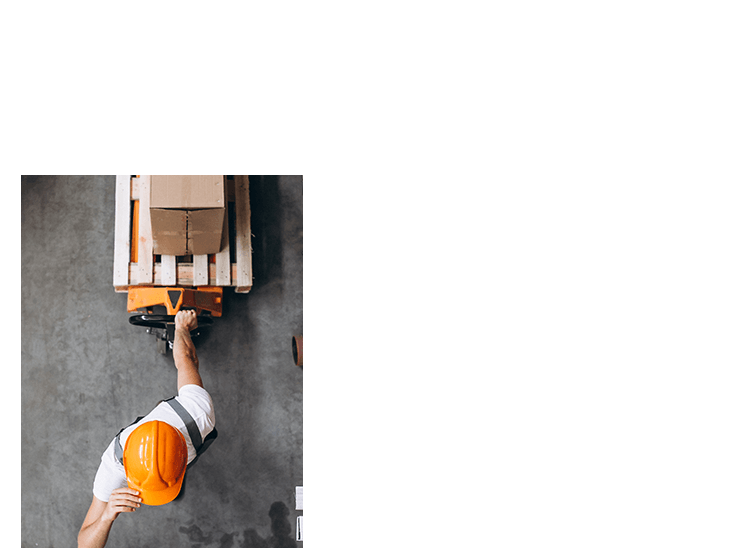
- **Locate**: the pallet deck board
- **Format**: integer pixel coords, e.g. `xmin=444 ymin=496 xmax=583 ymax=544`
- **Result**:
xmin=234 ymin=175 xmax=253 ymax=293
xmin=112 ymin=175 xmax=132 ymax=288
xmin=136 ymin=175 xmax=154 ymax=285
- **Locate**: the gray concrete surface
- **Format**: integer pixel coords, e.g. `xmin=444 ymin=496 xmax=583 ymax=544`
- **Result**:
xmin=21 ymin=175 xmax=303 ymax=548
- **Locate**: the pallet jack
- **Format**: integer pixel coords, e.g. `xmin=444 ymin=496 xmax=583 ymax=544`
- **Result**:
xmin=114 ymin=175 xmax=253 ymax=354
xmin=127 ymin=286 xmax=223 ymax=353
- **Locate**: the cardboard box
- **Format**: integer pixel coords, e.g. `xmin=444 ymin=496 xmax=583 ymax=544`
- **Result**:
xmin=149 ymin=175 xmax=225 ymax=256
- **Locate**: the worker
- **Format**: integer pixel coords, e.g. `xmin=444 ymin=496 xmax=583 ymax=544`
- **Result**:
xmin=78 ymin=309 xmax=217 ymax=548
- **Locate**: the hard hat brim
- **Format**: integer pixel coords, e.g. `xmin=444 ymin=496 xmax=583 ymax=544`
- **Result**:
xmin=128 ymin=468 xmax=185 ymax=506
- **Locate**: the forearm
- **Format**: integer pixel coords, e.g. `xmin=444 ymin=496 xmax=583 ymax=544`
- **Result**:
xmin=78 ymin=515 xmax=114 ymax=548
xmin=174 ymin=326 xmax=198 ymax=369
xmin=174 ymin=325 xmax=202 ymax=388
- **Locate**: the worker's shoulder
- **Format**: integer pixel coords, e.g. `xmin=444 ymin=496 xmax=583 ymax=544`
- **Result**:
xmin=176 ymin=384 xmax=215 ymax=413
xmin=178 ymin=383 xmax=212 ymax=399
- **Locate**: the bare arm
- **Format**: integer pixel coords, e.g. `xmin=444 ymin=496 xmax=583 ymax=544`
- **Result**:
xmin=78 ymin=489 xmax=142 ymax=548
xmin=173 ymin=310 xmax=203 ymax=390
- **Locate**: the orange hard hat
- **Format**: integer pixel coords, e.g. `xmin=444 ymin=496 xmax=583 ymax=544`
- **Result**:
xmin=123 ymin=420 xmax=187 ymax=506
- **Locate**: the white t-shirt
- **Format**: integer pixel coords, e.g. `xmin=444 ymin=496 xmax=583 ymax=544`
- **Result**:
xmin=92 ymin=384 xmax=216 ymax=502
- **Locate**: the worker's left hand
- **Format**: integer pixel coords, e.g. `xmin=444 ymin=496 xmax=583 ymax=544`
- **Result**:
xmin=175 ymin=309 xmax=199 ymax=332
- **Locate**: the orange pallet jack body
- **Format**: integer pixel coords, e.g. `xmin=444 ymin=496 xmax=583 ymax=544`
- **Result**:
xmin=127 ymin=286 xmax=223 ymax=317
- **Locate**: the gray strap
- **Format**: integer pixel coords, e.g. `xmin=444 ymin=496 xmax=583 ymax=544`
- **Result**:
xmin=112 ymin=400 xmax=204 ymax=466
xmin=114 ymin=435 xmax=124 ymax=465
xmin=164 ymin=397 xmax=204 ymax=452
xmin=114 ymin=415 xmax=144 ymax=466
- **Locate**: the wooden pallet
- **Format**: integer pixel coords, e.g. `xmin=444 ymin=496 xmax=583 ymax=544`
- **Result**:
xmin=113 ymin=175 xmax=253 ymax=293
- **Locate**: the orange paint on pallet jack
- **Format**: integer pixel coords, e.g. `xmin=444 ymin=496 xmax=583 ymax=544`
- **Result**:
xmin=131 ymin=200 xmax=139 ymax=263
xmin=292 ymin=336 xmax=303 ymax=367
xmin=127 ymin=286 xmax=223 ymax=317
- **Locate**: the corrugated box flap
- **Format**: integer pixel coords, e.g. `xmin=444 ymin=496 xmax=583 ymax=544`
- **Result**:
xmin=187 ymin=209 xmax=225 ymax=255
xmin=151 ymin=209 xmax=190 ymax=255
xmin=151 ymin=175 xmax=224 ymax=209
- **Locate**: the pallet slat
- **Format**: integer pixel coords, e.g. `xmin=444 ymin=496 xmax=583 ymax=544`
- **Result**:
xmin=161 ymin=254 xmax=176 ymax=285
xmin=234 ymin=175 xmax=253 ymax=292
xmin=193 ymin=254 xmax=209 ymax=286
xmin=214 ymin=176 xmax=232 ymax=286
xmin=136 ymin=175 xmax=154 ymax=284
xmin=113 ymin=175 xmax=132 ymax=288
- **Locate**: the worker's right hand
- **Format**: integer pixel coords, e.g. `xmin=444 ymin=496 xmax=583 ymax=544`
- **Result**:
xmin=175 ymin=309 xmax=199 ymax=332
xmin=103 ymin=488 xmax=142 ymax=522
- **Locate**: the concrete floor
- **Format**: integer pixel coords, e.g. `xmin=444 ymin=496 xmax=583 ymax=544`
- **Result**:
xmin=21 ymin=176 xmax=303 ymax=548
